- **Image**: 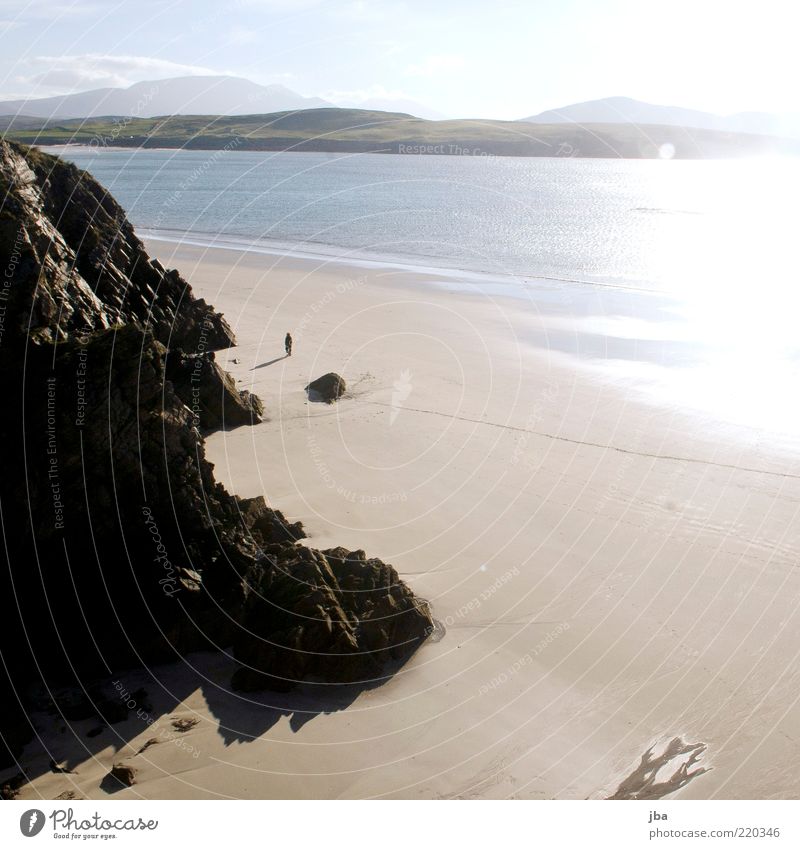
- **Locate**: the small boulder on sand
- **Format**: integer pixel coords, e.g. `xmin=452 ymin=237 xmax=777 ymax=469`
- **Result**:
xmin=108 ymin=763 xmax=136 ymax=787
xmin=305 ymin=373 xmax=346 ymax=403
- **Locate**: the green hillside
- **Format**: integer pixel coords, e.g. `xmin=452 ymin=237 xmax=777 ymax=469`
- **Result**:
xmin=4 ymin=107 xmax=798 ymax=159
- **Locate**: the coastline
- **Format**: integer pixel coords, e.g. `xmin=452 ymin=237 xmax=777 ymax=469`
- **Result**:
xmin=11 ymin=238 xmax=800 ymax=799
xmin=138 ymin=227 xmax=672 ymax=298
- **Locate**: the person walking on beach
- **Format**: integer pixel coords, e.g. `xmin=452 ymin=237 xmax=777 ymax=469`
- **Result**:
xmin=285 ymin=332 xmax=293 ymax=357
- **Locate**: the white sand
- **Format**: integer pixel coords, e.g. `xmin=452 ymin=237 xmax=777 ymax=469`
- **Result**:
xmin=14 ymin=240 xmax=800 ymax=800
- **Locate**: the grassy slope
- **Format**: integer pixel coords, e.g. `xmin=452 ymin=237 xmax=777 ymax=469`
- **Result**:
xmin=4 ymin=108 xmax=799 ymax=158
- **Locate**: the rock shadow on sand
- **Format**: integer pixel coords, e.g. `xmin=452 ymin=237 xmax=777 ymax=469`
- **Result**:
xmin=203 ymin=653 xmax=416 ymax=746
xmin=0 ymin=649 xmax=423 ymax=797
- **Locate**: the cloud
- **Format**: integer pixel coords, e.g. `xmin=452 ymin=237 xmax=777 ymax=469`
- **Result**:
xmin=16 ymin=54 xmax=221 ymax=95
xmin=405 ymin=54 xmax=465 ymax=77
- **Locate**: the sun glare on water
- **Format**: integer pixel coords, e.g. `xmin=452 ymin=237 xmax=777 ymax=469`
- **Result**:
xmin=610 ymin=156 xmax=800 ymax=436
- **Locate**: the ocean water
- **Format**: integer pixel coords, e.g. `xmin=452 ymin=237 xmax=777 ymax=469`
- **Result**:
xmin=43 ymin=147 xmax=800 ymax=297
xmin=41 ymin=145 xmax=800 ymax=436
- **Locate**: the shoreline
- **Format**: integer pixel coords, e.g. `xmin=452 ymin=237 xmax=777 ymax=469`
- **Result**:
xmin=139 ymin=227 xmax=672 ymax=299
xmin=27 ymin=129 xmax=800 ymax=159
xmin=8 ymin=238 xmax=800 ymax=799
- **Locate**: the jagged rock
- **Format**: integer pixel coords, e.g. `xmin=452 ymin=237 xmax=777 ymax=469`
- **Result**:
xmin=0 ymin=142 xmax=235 ymax=351
xmin=171 ymin=717 xmax=199 ymax=733
xmin=166 ymin=349 xmax=264 ymax=431
xmin=238 ymin=496 xmax=305 ymax=544
xmin=94 ymin=698 xmax=129 ymax=725
xmin=306 ymin=372 xmax=346 ymax=403
xmin=130 ymin=688 xmax=152 ymax=713
xmin=52 ymin=688 xmax=96 ymax=721
xmin=1 ymin=773 xmax=26 ymax=799
xmin=231 ymin=546 xmax=433 ymax=692
xmin=0 ymin=140 xmax=433 ymax=771
xmin=0 ymin=704 xmax=33 ymax=770
xmin=0 ymin=141 xmax=265 ymax=767
xmin=108 ymin=763 xmax=136 ymax=787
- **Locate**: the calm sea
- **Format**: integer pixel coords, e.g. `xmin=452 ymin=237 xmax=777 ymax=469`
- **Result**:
xmin=44 ymin=146 xmax=798 ymax=296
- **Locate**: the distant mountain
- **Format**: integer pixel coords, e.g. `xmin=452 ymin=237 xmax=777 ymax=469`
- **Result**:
xmin=0 ymin=115 xmax=46 ymax=131
xmin=0 ymin=75 xmax=331 ymax=120
xmin=521 ymin=96 xmax=800 ymax=140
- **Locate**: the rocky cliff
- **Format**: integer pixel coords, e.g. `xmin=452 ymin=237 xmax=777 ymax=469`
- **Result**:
xmin=0 ymin=141 xmax=432 ymax=771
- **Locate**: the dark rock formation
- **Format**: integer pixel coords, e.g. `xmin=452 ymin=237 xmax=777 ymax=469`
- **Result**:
xmin=55 ymin=790 xmax=85 ymax=800
xmin=0 ymin=141 xmax=268 ymax=770
xmin=49 ymin=759 xmax=74 ymax=774
xmin=166 ymin=349 xmax=264 ymax=431
xmin=108 ymin=763 xmax=137 ymax=788
xmin=171 ymin=717 xmax=199 ymax=733
xmin=306 ymin=372 xmax=346 ymax=403
xmin=1 ymin=772 xmax=26 ymax=799
xmin=232 ymin=547 xmax=432 ymax=692
xmin=0 ymin=143 xmax=234 ymax=351
xmin=238 ymin=496 xmax=305 ymax=545
xmin=0 ymin=141 xmax=432 ymax=772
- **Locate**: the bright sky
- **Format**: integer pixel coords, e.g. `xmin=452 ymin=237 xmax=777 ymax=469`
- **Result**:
xmin=0 ymin=0 xmax=796 ymax=119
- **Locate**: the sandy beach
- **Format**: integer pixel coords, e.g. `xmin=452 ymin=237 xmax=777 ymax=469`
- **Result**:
xmin=14 ymin=238 xmax=800 ymax=801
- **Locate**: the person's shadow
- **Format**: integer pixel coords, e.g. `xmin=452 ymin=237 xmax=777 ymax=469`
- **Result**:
xmin=252 ymin=355 xmax=289 ymax=370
